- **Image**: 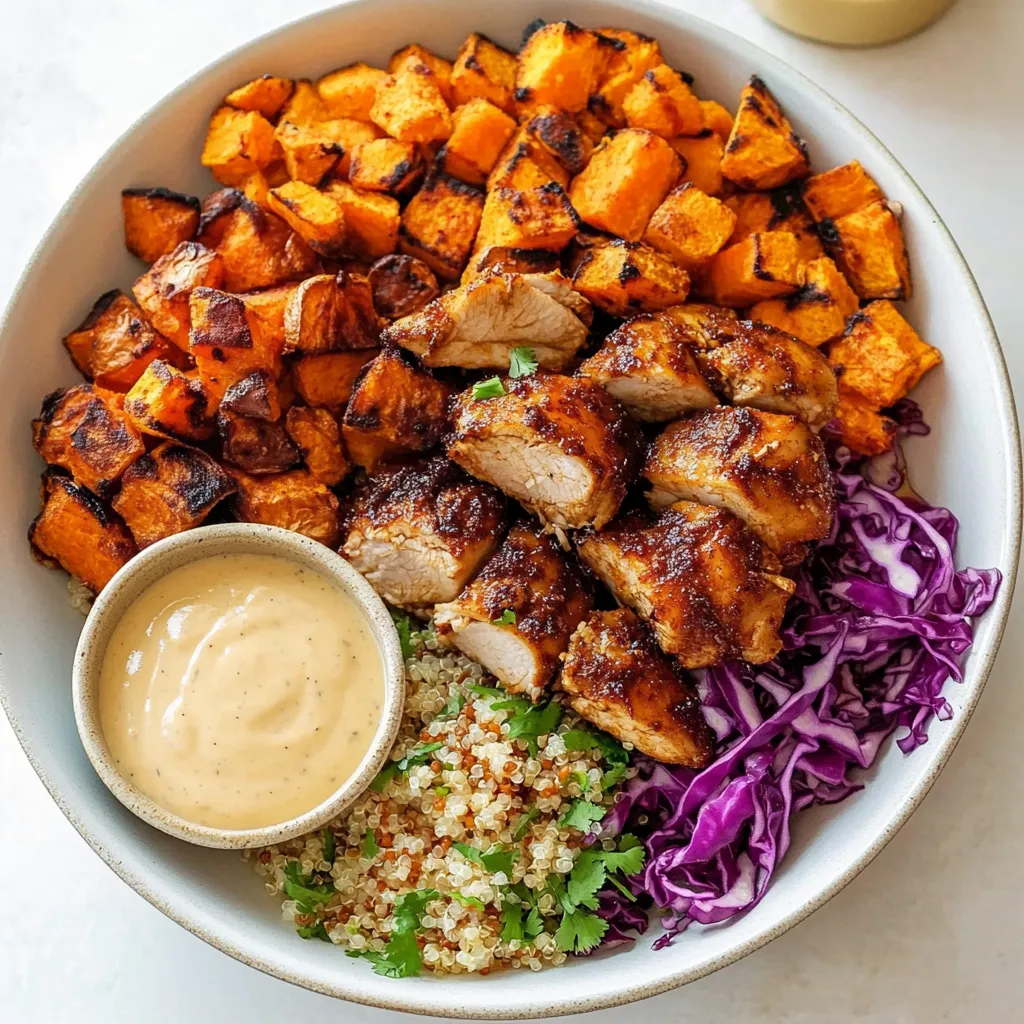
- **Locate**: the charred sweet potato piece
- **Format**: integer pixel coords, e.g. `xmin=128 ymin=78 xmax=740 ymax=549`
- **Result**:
xmin=830 ymin=388 xmax=897 ymax=456
xmin=218 ymin=410 xmax=301 ymax=474
xmin=237 ymin=282 xmax=299 ymax=352
xmin=112 ymin=442 xmax=235 ymax=548
xmin=348 ymin=138 xmax=424 ymax=195
xmin=30 ymin=475 xmax=136 ymax=592
xmin=225 ymin=75 xmax=294 ymax=119
xmin=123 ymin=359 xmax=214 ymax=441
xmin=279 ymin=79 xmax=328 ymax=126
xmin=802 ymin=161 xmax=885 ymax=223
xmin=475 ymin=183 xmax=579 ymax=253
xmin=200 ymin=106 xmax=279 ymax=187
xmin=643 ymin=184 xmax=738 ymax=270
xmin=487 ymin=128 xmax=570 ymax=191
xmin=284 ymin=406 xmax=349 ymax=485
xmin=749 ymin=256 xmax=859 ymax=346
xmin=589 ymin=27 xmax=663 ymax=128
xmin=283 ymin=272 xmax=382 ymax=355
xmin=230 ymin=468 xmax=341 ymax=547
xmin=461 ymin=245 xmax=560 ymax=284
xmin=707 ymin=231 xmax=803 ymax=306
xmin=721 ymin=76 xmax=810 ymax=190
xmin=220 ymin=369 xmax=281 ymax=421
xmin=828 ymin=300 xmax=941 ymax=407
xmin=342 ymin=347 xmax=451 ymax=470
xmin=569 ymin=128 xmax=681 ymax=241
xmin=572 ymin=238 xmax=690 ymax=317
xmin=398 ymin=173 xmax=484 ymax=280
xmin=197 ymin=188 xmax=318 ymax=293
xmin=291 ymin=350 xmax=378 ymax=408
xmin=516 ymin=20 xmax=608 ymax=114
xmin=724 ymin=186 xmax=824 ymax=263
xmin=64 ymin=290 xmax=184 ymax=390
xmin=819 ymin=201 xmax=911 ymax=301
xmin=316 ymin=63 xmax=388 ymax=121
xmin=522 ymin=107 xmax=594 ymax=177
xmin=266 ymin=180 xmax=347 ymax=257
xmin=368 ymin=254 xmax=440 ymax=318
xmin=388 ymin=44 xmax=454 ymax=105
xmin=121 ymin=187 xmax=201 ymax=263
xmin=451 ymin=32 xmax=517 ymax=113
xmin=32 ymin=385 xmax=146 ymax=495
xmin=700 ymin=99 xmax=734 ymax=141
xmin=623 ymin=64 xmax=703 ymax=138
xmin=322 ymin=181 xmax=400 ymax=259
xmin=370 ymin=64 xmax=452 ymax=145
xmin=441 ymin=99 xmax=517 ymax=186
xmin=274 ymin=118 xmax=380 ymax=183
xmin=671 ymin=131 xmax=726 ymax=197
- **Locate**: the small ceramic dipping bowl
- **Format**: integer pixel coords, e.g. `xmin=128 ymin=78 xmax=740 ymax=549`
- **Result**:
xmin=71 ymin=523 xmax=405 ymax=850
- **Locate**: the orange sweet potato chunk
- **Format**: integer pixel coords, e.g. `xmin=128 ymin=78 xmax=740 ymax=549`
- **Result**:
xmin=589 ymin=27 xmax=662 ymax=128
xmin=488 ymin=128 xmax=570 ymax=191
xmin=291 ymin=350 xmax=379 ymax=408
xmin=220 ymin=369 xmax=282 ymax=421
xmin=522 ymin=107 xmax=594 ymax=177
xmin=349 ymin=138 xmax=424 ymax=196
xmin=451 ymin=32 xmax=517 ymax=113
xmin=283 ymin=272 xmax=382 ymax=355
xmin=267 ymin=180 xmax=347 ymax=258
xmin=230 ymin=468 xmax=341 ymax=547
xmin=830 ymin=388 xmax=897 ymax=456
xmin=121 ymin=188 xmax=201 ymax=263
xmin=802 ymin=161 xmax=885 ymax=223
xmin=123 ymin=359 xmax=214 ymax=441
xmin=399 ymin=173 xmax=484 ymax=280
xmin=316 ymin=63 xmax=388 ymax=121
xmin=643 ymin=184 xmax=737 ymax=270
xmin=200 ymin=106 xmax=279 ymax=187
xmin=322 ymin=181 xmax=400 ymax=260
xmin=388 ymin=44 xmax=454 ymax=105
xmin=285 ymin=406 xmax=349 ymax=486
xmin=821 ymin=201 xmax=911 ymax=301
xmin=279 ymin=79 xmax=328 ymax=126
xmin=515 ymin=20 xmax=609 ymax=114
xmin=699 ymin=99 xmax=734 ymax=141
xmin=442 ymin=99 xmax=517 ymax=186
xmin=671 ymin=132 xmax=726 ymax=198
xmin=724 ymin=186 xmax=824 ymax=263
xmin=707 ymin=231 xmax=804 ymax=306
xmin=572 ymin=239 xmax=690 ymax=317
xmin=370 ymin=65 xmax=452 ymax=145
xmin=475 ymin=183 xmax=579 ymax=253
xmin=225 ymin=75 xmax=294 ymax=119
xmin=623 ymin=64 xmax=703 ymax=138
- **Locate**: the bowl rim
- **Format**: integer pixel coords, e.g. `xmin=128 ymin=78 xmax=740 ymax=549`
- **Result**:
xmin=71 ymin=522 xmax=406 ymax=850
xmin=0 ymin=0 xmax=1020 ymax=1016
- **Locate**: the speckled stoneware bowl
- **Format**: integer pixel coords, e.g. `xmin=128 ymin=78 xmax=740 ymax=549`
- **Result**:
xmin=0 ymin=0 xmax=1020 ymax=1017
xmin=72 ymin=523 xmax=406 ymax=850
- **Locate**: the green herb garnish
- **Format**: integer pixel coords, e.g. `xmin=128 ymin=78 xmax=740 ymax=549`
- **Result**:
xmin=471 ymin=377 xmax=506 ymax=400
xmin=362 ymin=831 xmax=380 ymax=860
xmin=508 ymin=347 xmax=539 ymax=379
xmin=320 ymin=827 xmax=336 ymax=864
xmin=437 ymin=689 xmax=466 ymax=719
xmin=492 ymin=608 xmax=517 ymax=625
xmin=512 ymin=805 xmax=540 ymax=841
xmin=283 ymin=862 xmax=336 ymax=915
xmin=392 ymin=613 xmax=414 ymax=660
xmin=453 ymin=842 xmax=517 ymax=876
xmin=555 ymin=909 xmax=608 ymax=954
xmin=370 ymin=742 xmax=444 ymax=792
xmin=559 ymin=799 xmax=607 ymax=832
xmin=297 ymin=920 xmax=332 ymax=942
xmin=451 ymin=891 xmax=486 ymax=910
xmin=506 ymin=698 xmax=562 ymax=756
xmin=346 ymin=888 xmax=440 ymax=978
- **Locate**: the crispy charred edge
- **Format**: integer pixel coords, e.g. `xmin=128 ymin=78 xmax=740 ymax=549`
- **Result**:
xmin=126 ymin=359 xmax=210 ymax=430
xmin=123 ymin=443 xmax=236 ymax=517
xmin=520 ymin=18 xmax=546 ymax=48
xmin=815 ymin=216 xmax=842 ymax=252
xmin=190 ymin=288 xmax=253 ymax=352
xmin=121 ymin=186 xmax=201 ymax=214
xmin=343 ymin=345 xmax=449 ymax=431
xmin=783 ymin=281 xmax=832 ymax=309
xmin=461 ymin=31 xmax=515 ymax=70
xmin=221 ymin=370 xmax=277 ymax=420
xmin=368 ymin=254 xmax=440 ymax=319
xmin=68 ymin=289 xmax=123 ymax=336
xmin=490 ymin=182 xmax=581 ymax=229
xmin=198 ymin=186 xmax=268 ymax=235
xmin=750 ymin=234 xmax=775 ymax=282
xmin=526 ymin=110 xmax=590 ymax=175
xmin=28 ymin=473 xmax=118 ymax=550
xmin=398 ymin=172 xmax=485 ymax=260
xmin=768 ymin=183 xmax=807 ymax=226
xmin=217 ymin=411 xmax=302 ymax=473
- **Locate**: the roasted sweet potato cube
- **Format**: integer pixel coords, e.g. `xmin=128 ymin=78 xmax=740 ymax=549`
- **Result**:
xmin=321 ymin=118 xmax=382 ymax=177
xmin=572 ymin=239 xmax=690 ymax=317
xmin=700 ymin=99 xmax=734 ymax=141
xmin=828 ymin=300 xmax=941 ymax=407
xmin=516 ymin=21 xmax=609 ymax=114
xmin=749 ymin=256 xmax=859 ymax=346
xmin=523 ymin=107 xmax=594 ymax=177
xmin=291 ymin=350 xmax=378 ymax=408
xmin=721 ymin=76 xmax=810 ymax=190
xmin=283 ymin=271 xmax=382 ymax=355
xmin=441 ymin=99 xmax=517 ymax=186
xmin=241 ymin=169 xmax=272 ymax=208
xmin=802 ymin=160 xmax=885 ymax=222
xmin=273 ymin=119 xmax=342 ymax=185
xmin=220 ymin=369 xmax=281 ymax=421
xmin=451 ymin=32 xmax=516 ymax=113
xmin=388 ymin=44 xmax=454 ymax=105
xmin=225 ymin=75 xmax=294 ymax=119
xmin=120 ymin=187 xmax=200 ymax=263
xmin=30 ymin=476 xmax=136 ymax=592
xmin=230 ymin=468 xmax=341 ymax=546
xmin=475 ymin=183 xmax=579 ymax=253
xmin=370 ymin=65 xmax=452 ymax=145
xmin=197 ymin=188 xmax=318 ymax=293
xmin=398 ymin=173 xmax=484 ymax=280
xmin=349 ymin=138 xmax=424 ymax=195
xmin=279 ymin=79 xmax=328 ymax=125
xmin=707 ymin=231 xmax=803 ymax=306
xmin=316 ymin=63 xmax=388 ymax=121
xmin=589 ymin=28 xmax=663 ymax=128
xmin=238 ymin=283 xmax=299 ymax=352
xmin=830 ymin=388 xmax=896 ymax=456
xmin=32 ymin=385 xmax=146 ymax=495
xmin=623 ymin=64 xmax=703 ymax=138
xmin=322 ymin=181 xmax=400 ymax=259
xmin=200 ymin=106 xmax=279 ymax=187
xmin=123 ymin=359 xmax=213 ymax=441
xmin=342 ymin=347 xmax=451 ymax=470
xmin=643 ymin=183 xmax=737 ymax=270
xmin=64 ymin=290 xmax=183 ymax=391
xmin=112 ymin=442 xmax=235 ymax=548
xmin=285 ymin=406 xmax=349 ymax=485
xmin=266 ymin=180 xmax=347 ymax=258
xmin=218 ymin=410 xmax=301 ymax=474
xmin=487 ymin=129 xmax=570 ymax=191
xmin=368 ymin=254 xmax=440 ymax=318
xmin=461 ymin=245 xmax=560 ymax=285
xmin=189 ymin=287 xmax=285 ymax=399
xmin=569 ymin=128 xmax=681 ymax=241
xmin=820 ymin=201 xmax=911 ymax=301
xmin=671 ymin=132 xmax=726 ymax=197
xmin=724 ymin=186 xmax=823 ymax=262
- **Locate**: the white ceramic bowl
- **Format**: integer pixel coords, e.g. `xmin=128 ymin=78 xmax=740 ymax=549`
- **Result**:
xmin=72 ymin=523 xmax=406 ymax=850
xmin=0 ymin=0 xmax=1019 ymax=1017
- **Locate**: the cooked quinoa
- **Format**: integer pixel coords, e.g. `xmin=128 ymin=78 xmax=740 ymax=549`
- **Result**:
xmin=250 ymin=621 xmax=638 ymax=975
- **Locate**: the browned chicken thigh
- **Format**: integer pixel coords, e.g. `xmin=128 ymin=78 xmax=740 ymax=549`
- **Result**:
xmin=434 ymin=524 xmax=593 ymax=700
xmin=561 ymin=609 xmax=714 ymax=767
xmin=576 ymin=501 xmax=795 ymax=667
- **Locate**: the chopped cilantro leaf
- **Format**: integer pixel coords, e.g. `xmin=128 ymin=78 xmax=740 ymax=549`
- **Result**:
xmin=481 ymin=847 xmax=517 ymax=875
xmin=451 ymin=891 xmax=486 ymax=910
xmin=369 ymin=762 xmax=400 ymax=793
xmin=559 ymin=799 xmax=606 ymax=832
xmin=555 ymin=909 xmax=608 ymax=954
xmin=397 ymin=741 xmax=443 ymax=771
xmin=500 ymin=901 xmax=525 ymax=943
xmin=601 ymin=833 xmax=645 ymax=876
xmin=466 ymin=682 xmax=506 ymax=700
xmin=512 ymin=805 xmax=540 ymax=841
xmin=601 ymin=762 xmax=628 ymax=790
xmin=605 ymin=874 xmax=637 ymax=901
xmin=437 ymin=689 xmax=466 ymax=719
xmin=391 ymin=888 xmax=440 ymax=933
xmin=283 ymin=862 xmax=336 ymax=914
xmin=525 ymin=906 xmax=544 ymax=940
xmin=562 ymin=727 xmax=629 ymax=765
xmin=393 ymin=615 xmax=414 ymax=660
xmin=492 ymin=608 xmax=517 ymax=625
xmin=297 ymin=921 xmax=332 ymax=942
xmin=566 ymin=849 xmax=606 ymax=910
xmin=570 ymin=769 xmax=590 ymax=793
xmin=472 ymin=377 xmax=505 ymax=400
xmin=453 ymin=841 xmax=484 ymax=865
xmin=506 ymin=698 xmax=562 ymax=756
xmin=508 ymin=347 xmax=539 ymax=379
xmin=362 ymin=830 xmax=380 ymax=860
xmin=490 ymin=696 xmax=532 ymax=714
xmin=320 ymin=827 xmax=336 ymax=863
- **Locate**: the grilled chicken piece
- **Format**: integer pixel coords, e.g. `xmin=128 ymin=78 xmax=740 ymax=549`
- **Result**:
xmin=577 ymin=313 xmax=718 ymax=422
xmin=434 ymin=524 xmax=593 ymax=699
xmin=342 ymin=456 xmax=508 ymax=613
xmin=664 ymin=306 xmax=838 ymax=431
xmin=561 ymin=609 xmax=713 ymax=767
xmin=645 ymin=406 xmax=834 ymax=562
xmin=576 ymin=501 xmax=795 ymax=667
xmin=447 ymin=372 xmax=644 ymax=530
xmin=381 ymin=271 xmax=590 ymax=372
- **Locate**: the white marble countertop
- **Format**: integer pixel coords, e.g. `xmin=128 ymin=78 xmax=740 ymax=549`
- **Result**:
xmin=2 ymin=1 xmax=1022 ymax=1020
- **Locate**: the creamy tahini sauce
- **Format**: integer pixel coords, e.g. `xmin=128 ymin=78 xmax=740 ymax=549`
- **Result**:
xmin=98 ymin=553 xmax=385 ymax=830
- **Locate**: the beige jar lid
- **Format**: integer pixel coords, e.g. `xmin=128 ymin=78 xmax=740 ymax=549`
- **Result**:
xmin=751 ymin=0 xmax=957 ymax=46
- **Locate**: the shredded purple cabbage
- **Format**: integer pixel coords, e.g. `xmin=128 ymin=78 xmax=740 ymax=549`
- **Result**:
xmin=599 ymin=403 xmax=1001 ymax=948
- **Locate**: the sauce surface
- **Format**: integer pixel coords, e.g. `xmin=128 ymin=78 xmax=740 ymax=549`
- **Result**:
xmin=98 ymin=553 xmax=385 ymax=830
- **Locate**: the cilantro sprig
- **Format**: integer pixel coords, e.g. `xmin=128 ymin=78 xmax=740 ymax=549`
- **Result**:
xmin=370 ymin=741 xmax=444 ymax=793
xmin=508 ymin=347 xmax=538 ymax=378
xmin=283 ymin=861 xmax=337 ymax=915
xmin=453 ymin=842 xmax=518 ymax=875
xmin=346 ymin=888 xmax=440 ymax=978
xmin=471 ymin=377 xmax=505 ymax=400
xmin=391 ymin=612 xmax=414 ymax=660
xmin=559 ymin=799 xmax=607 ymax=832
xmin=562 ymin=726 xmax=631 ymax=790
xmin=492 ymin=608 xmax=517 ymax=625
